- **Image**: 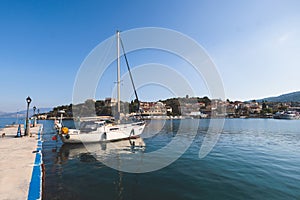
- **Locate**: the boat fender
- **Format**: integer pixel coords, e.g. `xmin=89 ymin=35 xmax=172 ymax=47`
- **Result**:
xmin=102 ymin=132 xmax=107 ymax=140
xmin=65 ymin=134 xmax=70 ymax=139
xmin=130 ymin=129 xmax=135 ymax=136
xmin=62 ymin=127 xmax=69 ymax=134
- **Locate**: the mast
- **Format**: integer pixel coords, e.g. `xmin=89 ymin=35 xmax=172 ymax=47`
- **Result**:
xmin=117 ymin=31 xmax=121 ymax=122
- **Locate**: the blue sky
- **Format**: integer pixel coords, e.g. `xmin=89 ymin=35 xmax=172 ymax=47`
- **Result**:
xmin=0 ymin=0 xmax=300 ymax=112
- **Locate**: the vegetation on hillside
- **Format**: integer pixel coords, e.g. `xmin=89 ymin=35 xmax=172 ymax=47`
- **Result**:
xmin=43 ymin=94 xmax=300 ymax=119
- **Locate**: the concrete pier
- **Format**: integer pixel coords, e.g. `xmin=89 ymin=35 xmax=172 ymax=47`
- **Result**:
xmin=0 ymin=124 xmax=43 ymax=200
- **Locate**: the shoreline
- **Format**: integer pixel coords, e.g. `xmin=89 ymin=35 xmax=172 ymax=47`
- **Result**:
xmin=35 ymin=116 xmax=299 ymax=120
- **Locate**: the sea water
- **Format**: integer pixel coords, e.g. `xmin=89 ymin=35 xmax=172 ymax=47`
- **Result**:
xmin=0 ymin=118 xmax=23 ymax=128
xmin=39 ymin=119 xmax=300 ymax=199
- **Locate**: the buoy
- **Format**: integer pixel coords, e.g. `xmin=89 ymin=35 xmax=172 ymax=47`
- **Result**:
xmin=52 ymin=135 xmax=57 ymax=141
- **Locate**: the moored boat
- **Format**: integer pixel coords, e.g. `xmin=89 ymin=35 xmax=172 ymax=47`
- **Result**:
xmin=273 ymin=111 xmax=299 ymax=120
xmin=57 ymin=31 xmax=145 ymax=143
xmin=60 ymin=120 xmax=145 ymax=143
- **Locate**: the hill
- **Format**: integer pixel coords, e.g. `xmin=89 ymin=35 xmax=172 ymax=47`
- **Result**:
xmin=256 ymin=91 xmax=300 ymax=102
xmin=0 ymin=108 xmax=52 ymax=118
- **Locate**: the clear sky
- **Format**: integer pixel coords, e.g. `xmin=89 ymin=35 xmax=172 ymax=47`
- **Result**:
xmin=0 ymin=0 xmax=300 ymax=112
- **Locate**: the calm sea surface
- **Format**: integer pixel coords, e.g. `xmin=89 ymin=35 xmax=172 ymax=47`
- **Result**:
xmin=1 ymin=118 xmax=300 ymax=199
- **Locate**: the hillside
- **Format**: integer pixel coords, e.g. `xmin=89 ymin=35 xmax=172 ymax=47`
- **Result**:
xmin=256 ymin=91 xmax=300 ymax=102
xmin=0 ymin=108 xmax=52 ymax=118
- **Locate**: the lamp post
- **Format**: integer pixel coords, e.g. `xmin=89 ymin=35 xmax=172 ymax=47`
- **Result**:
xmin=37 ymin=108 xmax=40 ymax=123
xmin=33 ymin=106 xmax=36 ymax=127
xmin=25 ymin=96 xmax=32 ymax=136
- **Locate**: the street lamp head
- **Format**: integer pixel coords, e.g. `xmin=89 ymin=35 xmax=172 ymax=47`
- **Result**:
xmin=26 ymin=96 xmax=32 ymax=104
xmin=33 ymin=106 xmax=36 ymax=111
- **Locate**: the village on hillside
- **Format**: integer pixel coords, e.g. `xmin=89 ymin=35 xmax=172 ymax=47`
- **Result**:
xmin=37 ymin=96 xmax=300 ymax=120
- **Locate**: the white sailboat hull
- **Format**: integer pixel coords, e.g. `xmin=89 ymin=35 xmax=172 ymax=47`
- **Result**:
xmin=59 ymin=122 xmax=145 ymax=144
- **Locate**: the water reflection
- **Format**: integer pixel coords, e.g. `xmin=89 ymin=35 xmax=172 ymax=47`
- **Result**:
xmin=58 ymin=138 xmax=146 ymax=163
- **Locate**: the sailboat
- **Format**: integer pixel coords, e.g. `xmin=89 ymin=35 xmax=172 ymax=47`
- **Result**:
xmin=58 ymin=31 xmax=145 ymax=144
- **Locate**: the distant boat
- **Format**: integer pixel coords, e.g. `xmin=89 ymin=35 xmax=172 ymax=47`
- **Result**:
xmin=58 ymin=31 xmax=145 ymax=143
xmin=273 ymin=111 xmax=299 ymax=120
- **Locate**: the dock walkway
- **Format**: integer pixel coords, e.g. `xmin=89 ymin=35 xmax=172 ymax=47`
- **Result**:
xmin=0 ymin=124 xmax=43 ymax=200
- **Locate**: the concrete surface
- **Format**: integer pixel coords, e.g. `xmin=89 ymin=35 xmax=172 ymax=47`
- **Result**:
xmin=0 ymin=125 xmax=41 ymax=200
